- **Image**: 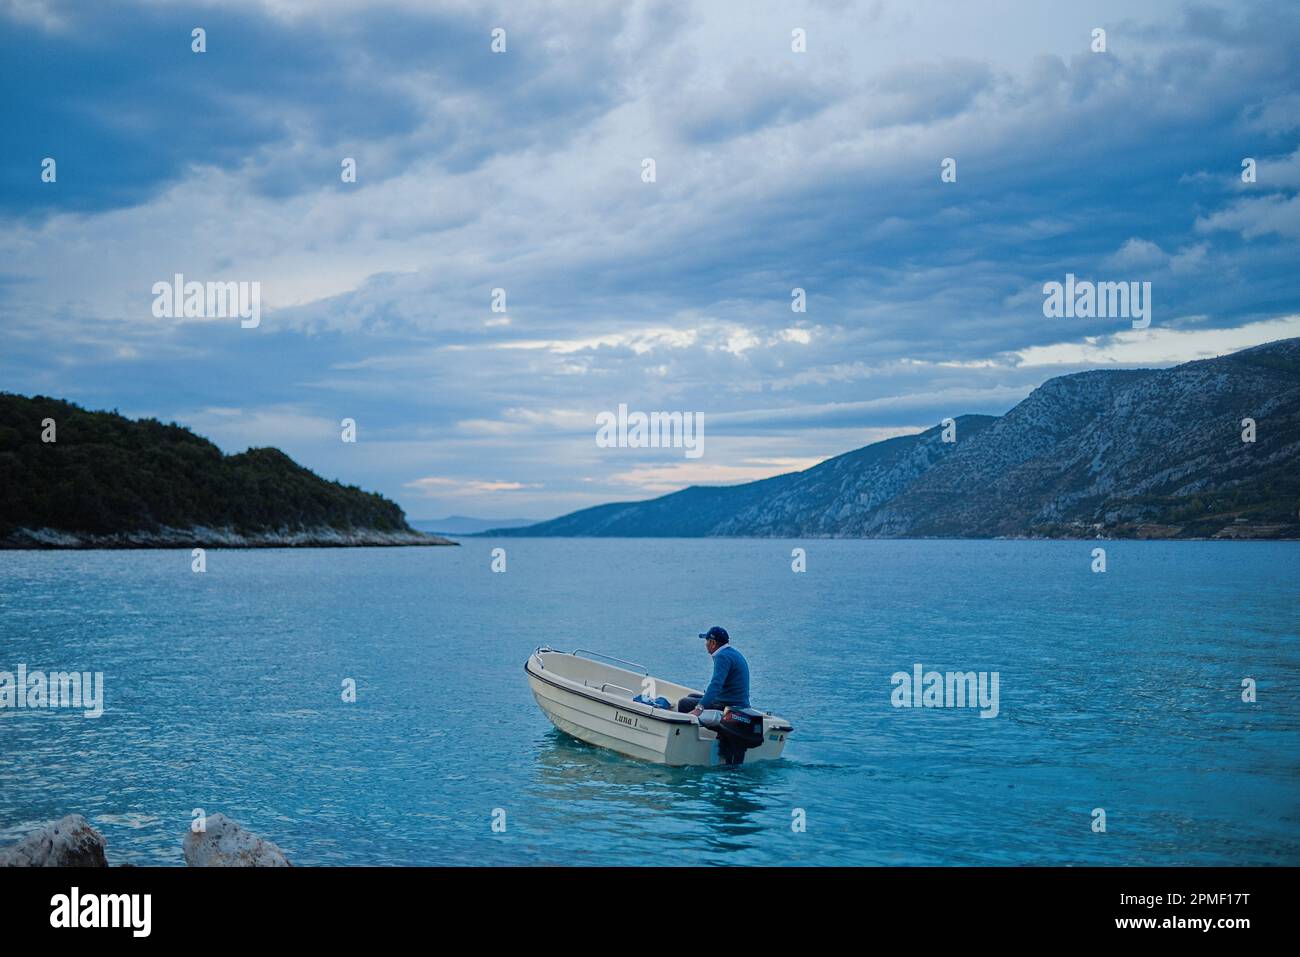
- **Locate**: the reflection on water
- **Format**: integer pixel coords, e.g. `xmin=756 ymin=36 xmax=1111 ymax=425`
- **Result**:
xmin=532 ymin=729 xmax=777 ymax=856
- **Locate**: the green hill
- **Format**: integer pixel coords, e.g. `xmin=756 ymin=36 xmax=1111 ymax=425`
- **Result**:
xmin=0 ymin=394 xmax=450 ymax=548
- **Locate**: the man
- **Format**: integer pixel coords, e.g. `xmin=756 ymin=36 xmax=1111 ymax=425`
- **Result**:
xmin=677 ymin=626 xmax=750 ymax=715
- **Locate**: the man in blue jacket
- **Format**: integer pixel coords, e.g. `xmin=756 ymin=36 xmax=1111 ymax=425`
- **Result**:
xmin=677 ymin=626 xmax=750 ymax=714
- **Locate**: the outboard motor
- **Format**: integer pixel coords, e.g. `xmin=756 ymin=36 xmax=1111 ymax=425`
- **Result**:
xmin=698 ymin=707 xmax=767 ymax=765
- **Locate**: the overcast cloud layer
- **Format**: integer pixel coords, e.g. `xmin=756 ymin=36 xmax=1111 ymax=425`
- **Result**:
xmin=2 ymin=0 xmax=1298 ymax=519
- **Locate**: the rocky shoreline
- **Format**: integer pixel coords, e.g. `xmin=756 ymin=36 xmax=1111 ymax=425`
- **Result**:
xmin=0 ymin=525 xmax=458 ymax=549
xmin=0 ymin=813 xmax=291 ymax=867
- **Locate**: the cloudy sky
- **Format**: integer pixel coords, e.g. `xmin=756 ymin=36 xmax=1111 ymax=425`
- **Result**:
xmin=2 ymin=0 xmax=1298 ymax=521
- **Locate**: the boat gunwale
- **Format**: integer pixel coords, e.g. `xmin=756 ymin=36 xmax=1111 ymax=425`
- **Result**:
xmin=525 ymin=655 xmax=696 ymax=724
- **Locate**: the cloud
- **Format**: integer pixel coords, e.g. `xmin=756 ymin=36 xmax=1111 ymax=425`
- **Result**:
xmin=608 ymin=459 xmax=824 ymax=494
xmin=404 ymin=476 xmax=543 ymax=496
xmin=1196 ymin=194 xmax=1300 ymax=240
xmin=1104 ymin=238 xmax=1168 ymax=270
xmin=1012 ymin=315 xmax=1300 ymax=366
xmin=179 ymin=405 xmax=337 ymax=445
xmin=1255 ymin=147 xmax=1300 ymax=188
xmin=1243 ymin=92 xmax=1300 ymax=134
xmin=1169 ymin=242 xmax=1209 ymax=274
xmin=492 ymin=327 xmax=700 ymax=355
xmin=1 ymin=0 xmax=1298 ymax=520
xmin=1101 ymin=238 xmax=1212 ymax=275
xmin=0 ymin=0 xmax=66 ymax=31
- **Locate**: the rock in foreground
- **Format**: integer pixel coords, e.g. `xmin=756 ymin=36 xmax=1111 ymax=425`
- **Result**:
xmin=183 ymin=814 xmax=291 ymax=867
xmin=0 ymin=814 xmax=108 ymax=867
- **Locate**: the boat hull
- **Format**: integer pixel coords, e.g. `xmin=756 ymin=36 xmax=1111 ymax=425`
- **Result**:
xmin=526 ymin=649 xmax=791 ymax=767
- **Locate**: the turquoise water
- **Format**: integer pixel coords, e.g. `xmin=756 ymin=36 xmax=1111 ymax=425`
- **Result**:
xmin=0 ymin=539 xmax=1296 ymax=866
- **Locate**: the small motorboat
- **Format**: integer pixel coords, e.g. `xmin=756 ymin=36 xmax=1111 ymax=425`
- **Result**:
xmin=525 ymin=647 xmax=793 ymax=766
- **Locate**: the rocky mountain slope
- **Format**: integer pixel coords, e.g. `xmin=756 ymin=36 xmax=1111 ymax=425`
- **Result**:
xmin=494 ymin=338 xmax=1300 ymax=539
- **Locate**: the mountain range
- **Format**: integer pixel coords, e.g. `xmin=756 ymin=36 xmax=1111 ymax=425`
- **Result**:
xmin=491 ymin=337 xmax=1300 ymax=540
xmin=411 ymin=516 xmax=537 ymax=535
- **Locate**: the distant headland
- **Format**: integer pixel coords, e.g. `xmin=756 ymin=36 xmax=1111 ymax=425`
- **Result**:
xmin=0 ymin=394 xmax=454 ymax=549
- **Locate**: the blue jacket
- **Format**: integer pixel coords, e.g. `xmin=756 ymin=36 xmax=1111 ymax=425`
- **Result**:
xmin=699 ymin=644 xmax=750 ymax=709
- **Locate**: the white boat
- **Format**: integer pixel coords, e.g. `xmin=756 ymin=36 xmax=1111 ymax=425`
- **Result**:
xmin=525 ymin=647 xmax=793 ymax=766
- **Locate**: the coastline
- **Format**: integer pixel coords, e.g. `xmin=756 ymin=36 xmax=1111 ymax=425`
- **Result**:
xmin=476 ymin=525 xmax=1300 ymax=541
xmin=0 ymin=526 xmax=458 ymax=549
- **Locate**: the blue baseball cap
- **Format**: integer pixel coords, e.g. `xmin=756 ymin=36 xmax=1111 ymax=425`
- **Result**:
xmin=698 ymin=626 xmax=729 ymax=644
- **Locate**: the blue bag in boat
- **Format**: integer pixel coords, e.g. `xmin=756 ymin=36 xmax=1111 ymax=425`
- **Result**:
xmin=632 ymin=693 xmax=672 ymax=709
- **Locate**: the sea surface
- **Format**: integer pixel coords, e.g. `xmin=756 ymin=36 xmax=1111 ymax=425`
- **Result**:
xmin=1 ymin=539 xmax=1297 ymax=866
